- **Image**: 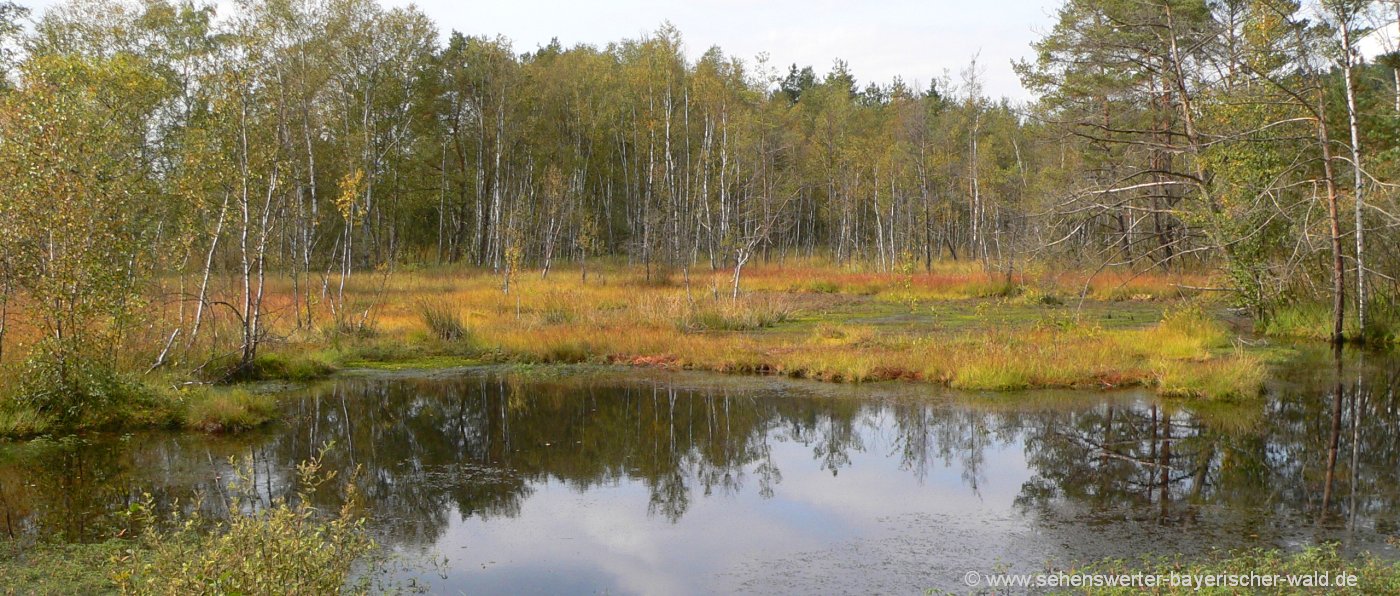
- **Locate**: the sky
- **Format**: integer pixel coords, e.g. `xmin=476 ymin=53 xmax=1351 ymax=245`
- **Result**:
xmin=385 ymin=0 xmax=1061 ymax=102
xmin=18 ymin=0 xmax=1065 ymax=101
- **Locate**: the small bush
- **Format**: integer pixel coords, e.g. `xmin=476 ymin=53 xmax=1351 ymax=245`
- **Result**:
xmin=1014 ymin=287 xmax=1064 ymax=306
xmin=9 ymin=340 xmax=165 ymax=431
xmin=114 ymin=448 xmax=377 ymax=594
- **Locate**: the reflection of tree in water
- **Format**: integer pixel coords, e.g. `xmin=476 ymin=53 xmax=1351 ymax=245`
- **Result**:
xmin=1013 ymin=351 xmax=1400 ymax=542
xmin=3 ymin=354 xmax=1398 ymax=552
xmin=0 ymin=433 xmax=266 ymax=542
xmin=885 ymin=401 xmax=996 ymax=493
xmin=268 ymin=375 xmax=877 ymax=536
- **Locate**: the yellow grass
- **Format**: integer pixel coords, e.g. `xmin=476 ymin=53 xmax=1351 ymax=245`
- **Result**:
xmin=0 ymin=262 xmax=1263 ymax=404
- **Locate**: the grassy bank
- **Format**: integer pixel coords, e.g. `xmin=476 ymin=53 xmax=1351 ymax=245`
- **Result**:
xmin=0 ymin=381 xmax=287 ymax=439
xmin=295 ymin=263 xmax=1270 ymax=399
xmin=1258 ymin=299 xmax=1400 ymax=347
xmin=0 ymin=262 xmax=1288 ymax=439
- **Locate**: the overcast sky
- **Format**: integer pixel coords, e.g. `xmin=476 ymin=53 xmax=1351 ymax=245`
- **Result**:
xmin=21 ymin=0 xmax=1062 ymax=101
xmin=390 ymin=0 xmax=1060 ymax=102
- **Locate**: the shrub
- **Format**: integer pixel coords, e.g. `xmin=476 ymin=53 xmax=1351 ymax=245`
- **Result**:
xmin=114 ymin=448 xmax=377 ymax=594
xmin=10 ymin=339 xmax=160 ymax=430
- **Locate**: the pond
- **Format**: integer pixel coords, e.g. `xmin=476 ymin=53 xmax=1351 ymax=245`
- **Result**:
xmin=2 ymin=350 xmax=1398 ymax=593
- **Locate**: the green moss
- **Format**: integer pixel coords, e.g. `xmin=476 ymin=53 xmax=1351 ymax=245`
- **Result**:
xmin=0 ymin=539 xmax=125 ymax=595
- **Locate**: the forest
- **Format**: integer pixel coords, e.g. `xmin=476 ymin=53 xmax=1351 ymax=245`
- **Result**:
xmin=4 ymin=0 xmax=1400 ymax=592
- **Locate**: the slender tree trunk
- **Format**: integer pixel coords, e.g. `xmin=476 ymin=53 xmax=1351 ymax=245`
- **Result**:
xmin=1318 ymin=109 xmax=1348 ymax=346
xmin=1339 ymin=14 xmax=1367 ymax=338
xmin=189 ymin=192 xmax=230 ymax=348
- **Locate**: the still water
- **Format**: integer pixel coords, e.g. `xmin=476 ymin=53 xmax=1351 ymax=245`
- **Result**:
xmin=2 ymin=352 xmax=1398 ymax=593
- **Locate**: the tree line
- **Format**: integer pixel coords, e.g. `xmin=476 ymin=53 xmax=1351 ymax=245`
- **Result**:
xmin=0 ymin=0 xmax=1397 ymax=382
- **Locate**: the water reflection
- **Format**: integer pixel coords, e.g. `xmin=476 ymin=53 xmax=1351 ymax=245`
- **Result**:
xmin=1 ymin=350 xmax=1397 ymax=592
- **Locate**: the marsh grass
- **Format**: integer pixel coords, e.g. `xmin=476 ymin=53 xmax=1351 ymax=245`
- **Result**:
xmin=0 ymin=261 xmax=1273 ymax=435
xmin=0 ymin=405 xmax=52 ymax=438
xmin=1072 ymin=545 xmax=1400 ymax=595
xmin=0 ymin=539 xmax=126 ymax=594
xmin=679 ymin=296 xmax=794 ymax=332
xmin=416 ymin=299 xmax=470 ymax=341
xmin=181 ymin=387 xmax=278 ymax=433
xmin=199 ymin=352 xmax=337 ymax=384
xmin=1259 ymin=297 xmax=1400 ymax=347
xmin=247 ymin=353 xmax=337 ymax=382
xmin=254 ymin=266 xmax=1264 ymax=398
xmin=1154 ymin=350 xmax=1266 ymax=400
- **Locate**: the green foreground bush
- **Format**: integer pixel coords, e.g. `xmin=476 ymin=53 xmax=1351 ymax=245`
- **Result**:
xmin=0 ymin=448 xmax=379 ymax=594
xmin=113 ymin=449 xmax=376 ymax=594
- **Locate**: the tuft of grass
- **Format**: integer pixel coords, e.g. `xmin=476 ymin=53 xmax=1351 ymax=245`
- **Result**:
xmin=0 ymin=404 xmax=54 ymax=438
xmin=181 ymin=387 xmax=278 ymax=433
xmin=1154 ymin=351 xmax=1265 ymax=401
xmin=248 ymin=353 xmax=337 ymax=382
xmin=951 ymin=362 xmax=1032 ymax=391
xmin=416 ymin=299 xmax=470 ymax=341
xmin=678 ymin=296 xmax=794 ymax=332
xmin=1141 ymin=304 xmax=1232 ymax=360
xmin=201 ymin=352 xmax=337 ymax=384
